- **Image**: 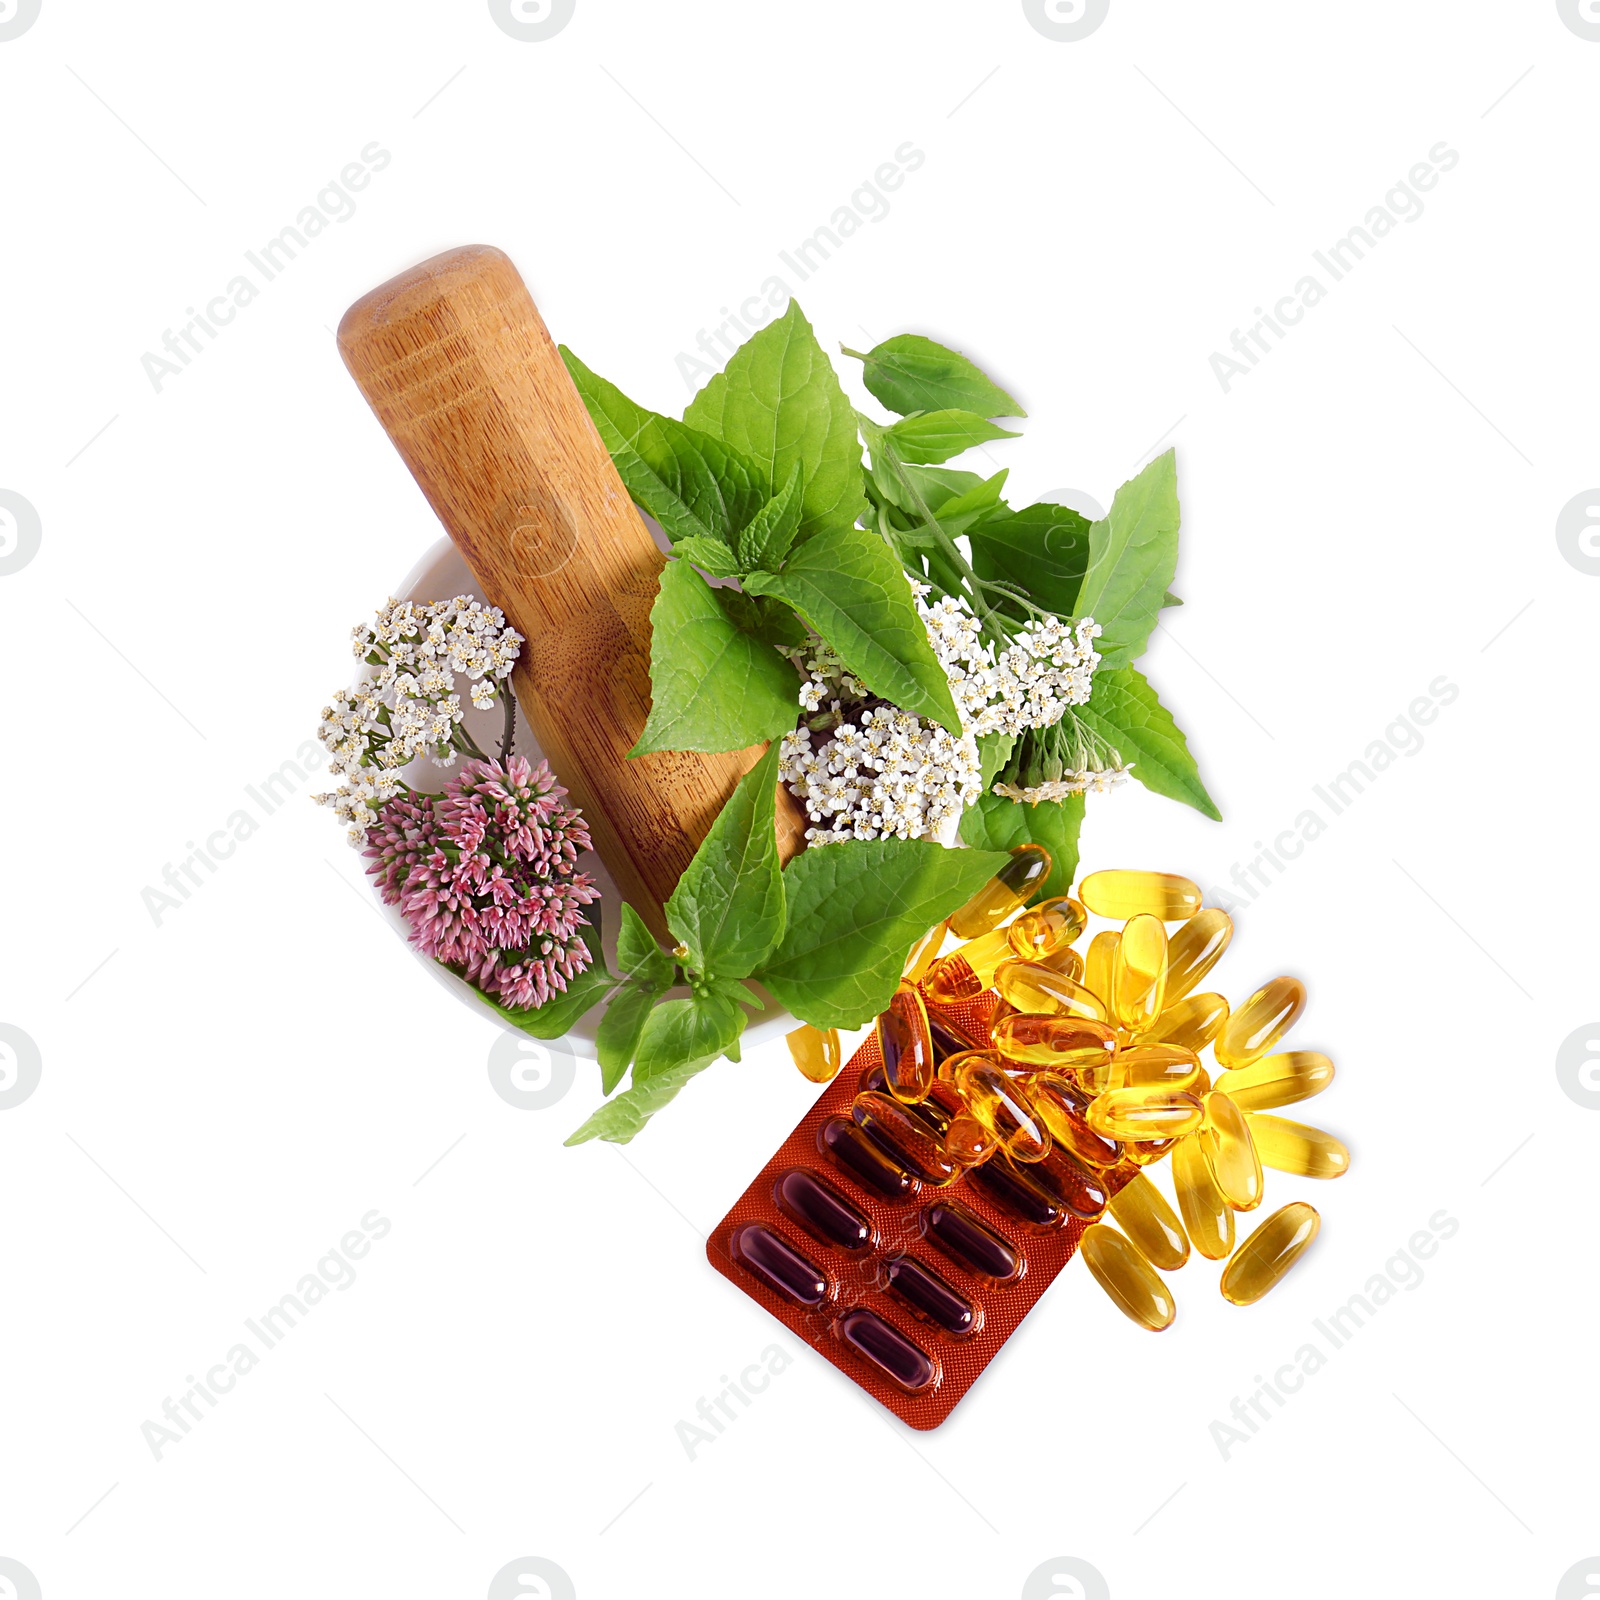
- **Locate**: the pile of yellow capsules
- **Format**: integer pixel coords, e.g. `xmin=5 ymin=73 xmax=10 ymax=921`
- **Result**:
xmin=786 ymin=846 xmax=1348 ymax=1331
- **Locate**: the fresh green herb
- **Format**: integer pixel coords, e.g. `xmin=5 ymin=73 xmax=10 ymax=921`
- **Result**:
xmin=629 ymin=558 xmax=799 ymax=756
xmin=843 ymin=333 xmax=1025 ymax=420
xmin=551 ymin=304 xmax=1223 ymax=1144
xmin=757 ymin=839 xmax=1008 ymax=1029
xmin=683 ymin=302 xmax=867 ymax=540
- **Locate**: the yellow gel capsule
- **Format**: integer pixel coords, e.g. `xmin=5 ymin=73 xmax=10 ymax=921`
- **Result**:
xmin=903 ymin=918 xmax=949 ymax=982
xmin=1079 ymin=870 xmax=1202 ymax=923
xmin=937 ymin=1048 xmax=1000 ymax=1085
xmin=876 ymin=982 xmax=937 ymax=1105
xmin=1109 ymin=1044 xmax=1205 ymax=1093
xmin=1112 ymin=914 xmax=1168 ymax=1032
xmin=1200 ymin=1091 xmax=1264 ymax=1211
xmin=1085 ymin=1087 xmax=1204 ymax=1141
xmin=1162 ymin=907 xmax=1233 ymax=1004
xmin=1221 ymin=1202 xmax=1321 ymax=1306
xmin=786 ymin=1024 xmax=841 ymax=1084
xmin=994 ymin=959 xmax=1109 ymax=1023
xmin=1139 ymin=991 xmax=1229 ymax=1053
xmin=1029 ymin=1076 xmax=1122 ymax=1167
xmin=1173 ymin=1133 xmax=1234 ymax=1259
xmin=1107 ymin=1172 xmax=1190 ymax=1271
xmin=956 ymin=1060 xmax=1051 ymax=1163
xmin=923 ymin=927 xmax=1013 ymax=1004
xmin=1214 ymin=1051 xmax=1334 ymax=1111
xmin=990 ymin=1013 xmax=1119 ymax=1074
xmin=1038 ymin=945 xmax=1085 ymax=983
xmin=945 ymin=1111 xmax=998 ymax=1168
xmin=1123 ymin=1137 xmax=1176 ymax=1167
xmin=1245 ymin=1114 xmax=1350 ymax=1179
xmin=1007 ymin=896 xmax=1087 ymax=960
xmin=1083 ymin=929 xmax=1119 ymax=1008
xmin=1078 ymin=1223 xmax=1176 ymax=1331
xmin=949 ymin=844 xmax=1052 ymax=939
xmin=1215 ymin=976 xmax=1308 ymax=1069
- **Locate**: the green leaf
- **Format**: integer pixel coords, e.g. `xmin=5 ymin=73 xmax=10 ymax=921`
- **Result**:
xmin=918 ymin=470 xmax=1009 ymax=536
xmin=684 ymin=302 xmax=866 ymax=541
xmin=976 ymin=731 xmax=1015 ymax=792
xmin=562 ymin=348 xmax=765 ymax=546
xmin=714 ymin=588 xmax=810 ymax=650
xmin=704 ymin=974 xmax=766 ymax=1012
xmin=846 ymin=333 xmax=1025 ymax=419
xmin=959 ymin=793 xmax=1084 ymax=902
xmin=1075 ymin=666 xmax=1221 ymax=821
xmin=735 ymin=466 xmax=804 ymax=573
xmin=881 ymin=409 xmax=1020 ymax=465
xmin=1162 ymin=590 xmax=1183 ymax=608
xmin=969 ymin=501 xmax=1093 ymax=618
xmin=616 ymin=901 xmax=676 ymax=990
xmin=665 ymin=742 xmax=785 ymax=979
xmin=595 ymin=981 xmax=663 ymax=1094
xmin=755 ymin=839 xmax=1008 ymax=1029
xmin=672 ymin=535 xmax=742 ymax=578
xmin=565 ymin=994 xmax=744 ymax=1145
xmin=1073 ymin=450 xmax=1181 ymax=670
xmin=744 ymin=526 xmax=960 ymax=730
xmin=631 ymin=560 xmax=800 ymax=756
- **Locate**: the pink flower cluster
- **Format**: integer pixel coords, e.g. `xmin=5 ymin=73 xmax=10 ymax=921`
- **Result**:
xmin=365 ymin=755 xmax=601 ymax=1010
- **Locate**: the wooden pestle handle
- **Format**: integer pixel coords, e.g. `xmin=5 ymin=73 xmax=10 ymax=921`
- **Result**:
xmin=338 ymin=245 xmax=806 ymax=942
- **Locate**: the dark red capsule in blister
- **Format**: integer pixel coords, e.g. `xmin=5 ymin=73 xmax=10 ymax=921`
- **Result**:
xmin=852 ymin=1091 xmax=961 ymax=1186
xmin=880 ymin=1254 xmax=979 ymax=1337
xmin=969 ymin=1153 xmax=1066 ymax=1232
xmin=837 ymin=1308 xmax=937 ymax=1392
xmin=820 ymin=1116 xmax=921 ymax=1202
xmin=731 ymin=1224 xmax=829 ymax=1306
xmin=1027 ymin=1146 xmax=1110 ymax=1220
xmin=773 ymin=1168 xmax=874 ymax=1254
xmin=922 ymin=1200 xmax=1021 ymax=1282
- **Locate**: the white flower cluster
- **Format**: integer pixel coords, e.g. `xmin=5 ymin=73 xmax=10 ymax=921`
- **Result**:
xmin=779 ymin=700 xmax=984 ymax=845
xmin=916 ymin=585 xmax=1103 ymax=738
xmin=313 ymin=596 xmax=523 ymax=844
xmin=777 ymin=582 xmax=1111 ymax=844
xmin=993 ymin=767 xmax=1132 ymax=804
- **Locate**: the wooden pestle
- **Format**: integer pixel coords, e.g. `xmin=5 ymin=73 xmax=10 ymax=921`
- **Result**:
xmin=338 ymin=245 xmax=806 ymax=942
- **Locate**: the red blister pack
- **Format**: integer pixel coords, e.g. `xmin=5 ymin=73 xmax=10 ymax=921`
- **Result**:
xmin=707 ymin=987 xmax=1138 ymax=1429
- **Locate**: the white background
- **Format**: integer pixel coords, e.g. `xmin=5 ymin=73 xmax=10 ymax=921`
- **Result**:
xmin=2 ymin=2 xmax=1597 ymax=1597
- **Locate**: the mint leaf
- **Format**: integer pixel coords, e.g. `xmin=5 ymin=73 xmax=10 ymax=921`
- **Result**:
xmin=666 ymin=742 xmax=785 ymax=979
xmin=672 ymin=535 xmax=742 ymax=578
xmin=846 ymin=334 xmax=1025 ymax=419
xmin=684 ymin=302 xmax=865 ymax=541
xmin=631 ymin=560 xmax=799 ymax=756
xmin=1073 ymin=450 xmax=1181 ymax=669
xmin=881 ymin=410 xmax=1020 ymax=464
xmin=970 ymin=501 xmax=1093 ymax=618
xmin=959 ymin=793 xmax=1084 ymax=901
xmin=562 ymin=348 xmax=765 ymax=547
xmin=744 ymin=526 xmax=960 ymax=730
xmin=1075 ymin=666 xmax=1220 ymax=821
xmin=735 ymin=466 xmax=804 ymax=573
xmin=617 ymin=901 xmax=676 ymax=990
xmin=755 ymin=839 xmax=1008 ymax=1028
xmin=565 ymin=993 xmax=744 ymax=1145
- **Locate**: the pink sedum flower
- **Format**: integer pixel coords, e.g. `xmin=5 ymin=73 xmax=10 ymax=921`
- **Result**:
xmin=364 ymin=755 xmax=600 ymax=1010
